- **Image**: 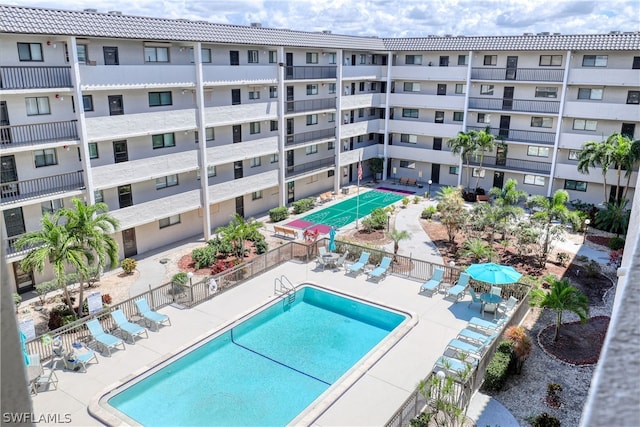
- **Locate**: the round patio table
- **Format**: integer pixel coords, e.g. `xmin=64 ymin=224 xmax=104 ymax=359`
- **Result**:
xmin=480 ymin=293 xmax=502 ymax=319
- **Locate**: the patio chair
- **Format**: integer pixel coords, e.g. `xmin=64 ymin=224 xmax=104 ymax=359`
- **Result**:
xmin=497 ymin=296 xmax=518 ymax=317
xmin=435 ymin=355 xmax=477 ymax=378
xmin=318 ymin=247 xmax=328 ymax=257
xmin=419 ymin=267 xmax=444 ymax=296
xmin=347 ymin=252 xmax=370 ymax=275
xmin=458 ymin=329 xmax=498 ymax=346
xmin=112 ymin=309 xmax=149 ymax=344
xmin=334 ymin=250 xmax=349 ymax=269
xmin=445 ymin=273 xmax=470 ymax=302
xmin=86 ymin=319 xmax=126 ymax=356
xmin=315 ymin=255 xmax=327 ymax=271
xmin=446 ymin=338 xmax=489 ymax=359
xmin=468 ymin=316 xmax=507 ymax=332
xmin=135 ymin=298 xmax=171 ymax=331
xmin=27 ymin=354 xmax=58 ymax=395
xmin=61 ymin=346 xmax=98 ymax=372
xmin=367 ymin=256 xmax=392 ymax=281
xmin=468 ymin=287 xmax=483 ymax=309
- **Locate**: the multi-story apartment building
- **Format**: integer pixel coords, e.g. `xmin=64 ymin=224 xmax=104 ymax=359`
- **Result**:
xmin=1 ymin=6 xmax=638 ymax=294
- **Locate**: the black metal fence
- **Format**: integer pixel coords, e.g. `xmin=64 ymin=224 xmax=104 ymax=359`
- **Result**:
xmin=471 ymin=67 xmax=564 ymax=82
xmin=1 ymin=170 xmax=85 ymax=204
xmin=284 ymin=66 xmax=337 ymax=80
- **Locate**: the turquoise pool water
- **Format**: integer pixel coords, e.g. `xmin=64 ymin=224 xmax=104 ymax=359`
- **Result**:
xmin=106 ymin=286 xmax=406 ymax=426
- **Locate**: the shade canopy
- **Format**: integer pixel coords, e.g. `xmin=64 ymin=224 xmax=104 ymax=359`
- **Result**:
xmin=465 ymin=263 xmax=522 ymax=285
xmin=328 ymin=226 xmax=337 ymax=252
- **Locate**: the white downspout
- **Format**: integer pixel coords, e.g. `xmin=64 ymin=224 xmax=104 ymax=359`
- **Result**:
xmin=193 ymin=42 xmax=211 ymax=239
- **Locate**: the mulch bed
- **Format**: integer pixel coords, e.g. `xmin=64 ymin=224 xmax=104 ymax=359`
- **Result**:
xmin=586 ymin=235 xmax=613 ymax=248
xmin=538 ymin=316 xmax=610 ymax=365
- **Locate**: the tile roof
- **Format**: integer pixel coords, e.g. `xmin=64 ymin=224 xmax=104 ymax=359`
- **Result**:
xmin=1 ymin=5 xmax=639 ymax=52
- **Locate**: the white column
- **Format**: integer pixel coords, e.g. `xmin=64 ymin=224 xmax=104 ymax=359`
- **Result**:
xmin=458 ymin=50 xmax=474 ymax=187
xmin=334 ymin=50 xmax=343 ymax=193
xmin=193 ymin=42 xmax=211 ymax=239
xmin=277 ymin=46 xmax=286 ymax=206
xmin=382 ymin=51 xmax=393 ymax=181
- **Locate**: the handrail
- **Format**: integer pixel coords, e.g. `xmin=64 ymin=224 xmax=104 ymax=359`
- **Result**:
xmin=274 ymin=275 xmax=294 ymax=295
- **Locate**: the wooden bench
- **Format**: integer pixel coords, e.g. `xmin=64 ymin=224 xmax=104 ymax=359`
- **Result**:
xmin=318 ymin=191 xmax=334 ymax=203
xmin=476 ymin=195 xmax=490 ymax=203
xmin=399 ymin=177 xmax=417 ymax=186
xmin=273 ymin=225 xmax=298 ymax=239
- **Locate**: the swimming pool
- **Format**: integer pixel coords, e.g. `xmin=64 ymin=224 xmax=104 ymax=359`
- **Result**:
xmin=100 ymin=285 xmax=408 ymax=426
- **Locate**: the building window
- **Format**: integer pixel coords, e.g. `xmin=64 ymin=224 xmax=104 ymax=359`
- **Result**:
xmin=457 ymin=55 xmax=468 ymax=65
xmin=306 ymin=84 xmax=318 ymax=95
xmin=206 ymin=165 xmax=216 ymax=177
xmin=358 ymin=108 xmax=364 ymax=118
xmin=82 ymin=95 xmax=94 ymax=111
xmin=439 ymin=56 xmax=449 ymax=66
xmin=453 ymin=112 xmax=464 ymax=122
xmin=17 ymin=42 xmax=43 ymax=61
xmin=539 ymin=55 xmax=562 ymax=66
xmin=328 ymin=112 xmax=335 ymax=123
xmin=582 ymin=55 xmax=608 ymax=67
xmin=568 ymin=150 xmax=581 ymax=161
xmin=472 ymin=168 xmax=485 ymax=178
xmin=41 ymin=199 xmax=64 ymax=215
xmin=269 ymin=86 xmax=277 ymax=98
xmin=305 ymin=145 xmax=318 ymax=155
xmin=306 ymin=114 xmax=318 ymax=125
xmin=268 ymin=50 xmax=277 ymax=63
xmin=369 ymin=108 xmax=377 ymax=116
xmin=400 ymin=160 xmax=416 ymax=169
xmin=527 ymin=146 xmax=549 ymax=157
xmin=359 ymin=54 xmax=367 ymax=64
xmin=148 ymin=91 xmax=172 ymax=107
xmin=343 ymin=167 xmax=348 ymax=177
xmin=156 ymin=174 xmax=178 ymax=189
xmin=483 ymin=55 xmax=497 ymax=66
xmin=25 ymin=97 xmax=50 ymax=116
xmin=144 ymin=46 xmax=169 ymax=62
xmin=402 ymin=108 xmax=419 ymax=118
xmin=248 ymin=90 xmax=261 ymax=100
xmin=449 ymin=166 xmax=459 ymax=175
xmin=88 ymin=142 xmax=99 ymax=159
xmin=455 ymin=84 xmax=466 ymax=94
xmin=577 ymin=88 xmax=603 ymax=100
xmin=627 ymin=91 xmax=640 ymax=104
xmin=306 ymin=52 xmax=319 ymax=64
xmin=252 ymin=190 xmax=263 ymax=200
xmin=152 ymin=133 xmax=175 ymax=149
xmin=249 ymin=122 xmax=261 ymax=134
xmin=435 ymin=111 xmax=445 ymax=123
xmin=159 ymin=214 xmax=180 ymax=229
xmin=524 ymin=175 xmax=546 ymax=186
xmin=405 ymin=55 xmax=422 ymax=65
xmin=328 ymin=140 xmax=335 ymax=150
xmin=270 ymin=120 xmax=278 ymax=131
xmin=359 ymin=82 xmax=365 ymax=92
xmin=270 ymin=153 xmax=279 ymax=163
xmin=328 ymin=53 xmax=337 ymax=64
xmin=633 ymin=56 xmax=640 ymax=69
xmin=76 ymin=45 xmax=88 ymax=63
xmin=247 ymin=50 xmax=259 ymax=63
xmin=357 ymin=135 xmax=365 ymax=143
xmin=531 ymin=117 xmax=552 ymax=128
xmin=480 ymin=85 xmax=494 ymax=95
xmin=328 ymin=83 xmax=336 ymax=94
xmin=371 ymin=82 xmax=378 ymax=91
xmin=194 ymin=127 xmax=215 ymax=143
xmin=250 ymin=156 xmax=261 ymax=167
xmin=573 ymin=119 xmax=597 ymax=131
xmin=477 ymin=113 xmax=490 ymax=123
xmin=535 ymin=87 xmax=558 ymax=98
xmin=94 ymin=190 xmax=103 ymax=203
xmin=189 ymin=47 xmax=211 ymax=63
xmin=437 ymin=84 xmax=447 ymax=95
xmin=403 ymin=82 xmax=421 ymax=92
xmin=328 ymin=170 xmax=335 ymax=177
xmin=400 ymin=134 xmax=418 ymax=143
xmin=564 ymin=179 xmax=587 ymax=192
xmin=34 ymin=148 xmax=57 ymax=167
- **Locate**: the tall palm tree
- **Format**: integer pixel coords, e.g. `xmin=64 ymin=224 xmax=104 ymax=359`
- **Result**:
xmin=61 ymin=198 xmax=119 ymax=317
xmin=530 ymin=278 xmax=589 ymax=341
xmin=472 ymin=129 xmax=497 ymax=189
xmin=387 ymin=228 xmax=410 ymax=260
xmin=577 ymin=139 xmax=611 ymax=203
xmin=489 ymin=178 xmax=527 ymax=240
xmin=447 ymin=131 xmax=476 ymax=190
xmin=15 ymin=214 xmax=90 ymax=315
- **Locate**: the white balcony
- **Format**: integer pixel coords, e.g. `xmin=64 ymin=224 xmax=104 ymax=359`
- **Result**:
xmin=387 ymin=120 xmax=462 ymax=138
xmin=207 ymin=137 xmax=278 ymax=167
xmin=341 ymin=119 xmax=385 ymax=139
xmin=339 ymin=144 xmax=382 ymax=165
xmin=342 ymin=65 xmax=387 ymax=80
xmin=110 ymin=189 xmax=201 ymax=230
xmin=208 ymin=170 xmax=279 ymax=204
xmin=568 ymin=68 xmax=639 ymax=86
xmin=389 ymin=93 xmax=465 ymax=109
xmin=391 ymin=66 xmax=467 ymax=81
xmin=203 ymin=65 xmax=278 ymax=86
xmin=563 ymin=101 xmax=639 ymax=121
xmin=558 ymin=132 xmax=593 ymax=150
xmin=80 ymin=65 xmax=196 ymax=90
xmin=387 ymin=145 xmax=458 ymax=165
xmin=341 ymin=93 xmax=386 ymax=110
xmin=554 ymin=162 xmax=638 ymax=186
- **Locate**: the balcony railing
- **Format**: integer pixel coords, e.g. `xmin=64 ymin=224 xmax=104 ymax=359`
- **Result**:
xmin=470 ymin=67 xmax=564 ymax=82
xmin=285 ymin=128 xmax=335 ymax=147
xmin=1 ymin=120 xmax=79 ymax=147
xmin=284 ymin=66 xmax=337 ymax=80
xmin=285 ymin=157 xmax=335 ymax=178
xmin=468 ymin=156 xmax=551 ymax=174
xmin=466 ymin=125 xmax=556 ymax=145
xmin=285 ymin=98 xmax=336 ymax=114
xmin=1 ymin=170 xmax=85 ymax=205
xmin=468 ymin=97 xmax=560 ymax=114
xmin=0 ymin=66 xmax=73 ymax=89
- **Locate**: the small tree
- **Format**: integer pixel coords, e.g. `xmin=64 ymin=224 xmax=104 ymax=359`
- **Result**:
xmin=530 ymin=278 xmax=589 ymax=341
xmin=387 ymin=228 xmax=410 ymax=260
xmin=529 ymin=190 xmax=578 ymax=266
xmin=369 ymin=157 xmax=384 ymax=182
xmin=504 ymin=326 xmax=532 ymax=374
xmin=459 ymin=238 xmax=494 ymax=263
xmin=595 ymin=199 xmax=630 ymax=237
xmin=436 ymin=187 xmax=468 ymax=242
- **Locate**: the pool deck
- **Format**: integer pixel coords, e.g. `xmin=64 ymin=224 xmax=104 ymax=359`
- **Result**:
xmin=31 ymin=260 xmax=507 ymax=426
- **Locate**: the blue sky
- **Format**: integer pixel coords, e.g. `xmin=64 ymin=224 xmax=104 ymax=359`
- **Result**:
xmin=5 ymin=0 xmax=639 ymax=37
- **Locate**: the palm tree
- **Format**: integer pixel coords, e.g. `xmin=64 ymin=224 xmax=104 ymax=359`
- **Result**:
xmin=460 ymin=238 xmax=494 ymax=262
xmin=595 ymin=199 xmax=631 ymax=237
xmin=530 ymin=278 xmax=589 ymax=341
xmin=471 ymin=129 xmax=497 ymax=189
xmin=489 ymin=178 xmax=526 ymax=240
xmin=436 ymin=186 xmax=468 ymax=242
xmin=61 ymin=198 xmax=119 ymax=317
xmin=15 ymin=214 xmax=90 ymax=316
xmin=387 ymin=228 xmax=410 ymax=260
xmin=577 ymin=139 xmax=611 ymax=202
xmin=216 ymin=214 xmax=264 ymax=259
xmin=447 ymin=131 xmax=476 ymax=190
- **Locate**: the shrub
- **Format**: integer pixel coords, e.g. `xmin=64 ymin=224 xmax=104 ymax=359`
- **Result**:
xmin=211 ymin=259 xmax=235 ymax=274
xmin=361 ymin=208 xmax=388 ymax=232
xmin=208 ymin=237 xmax=233 ymax=257
xmin=121 ymin=258 xmax=137 ymax=274
xmin=421 ymin=206 xmax=437 ymax=219
xmin=269 ymin=206 xmax=289 ymax=222
xmin=172 ymin=272 xmax=189 ymax=285
xmin=413 ymin=196 xmax=421 ymax=204
xmin=584 ymin=260 xmax=601 ymax=277
xmin=13 ymin=293 xmax=22 ymax=313
xmin=532 ymin=413 xmax=561 ymax=427
xmin=608 ymin=236 xmax=625 ymax=250
xmin=608 ymin=248 xmax=623 ymax=269
xmin=556 ymin=252 xmax=570 ymax=266
xmin=254 ymin=238 xmax=268 ymax=254
xmin=48 ymin=305 xmax=76 ymax=330
xmin=483 ymin=340 xmax=513 ymax=391
xmin=401 ymin=197 xmax=410 ymax=207
xmin=192 ymin=246 xmax=217 ymax=269
xmin=35 ymin=280 xmax=61 ymax=305
xmin=292 ymin=197 xmax=315 ymax=214
xmin=101 ymin=294 xmax=112 ymax=305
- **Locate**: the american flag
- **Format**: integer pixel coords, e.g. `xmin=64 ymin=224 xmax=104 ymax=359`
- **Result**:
xmin=357 ymin=162 xmax=362 ymax=181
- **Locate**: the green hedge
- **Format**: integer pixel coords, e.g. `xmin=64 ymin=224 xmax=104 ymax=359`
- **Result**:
xmin=483 ymin=340 xmax=513 ymax=392
xmin=292 ymin=198 xmax=315 ymax=215
xmin=269 ymin=206 xmax=289 ymax=222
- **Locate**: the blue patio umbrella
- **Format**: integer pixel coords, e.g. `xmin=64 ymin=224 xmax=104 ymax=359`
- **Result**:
xmin=328 ymin=226 xmax=337 ymax=252
xmin=465 ymin=263 xmax=522 ymax=285
xmin=19 ymin=330 xmax=30 ymax=365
